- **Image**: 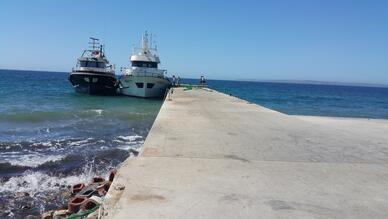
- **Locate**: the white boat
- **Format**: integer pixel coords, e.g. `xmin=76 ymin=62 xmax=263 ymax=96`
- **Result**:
xmin=119 ymin=32 xmax=171 ymax=98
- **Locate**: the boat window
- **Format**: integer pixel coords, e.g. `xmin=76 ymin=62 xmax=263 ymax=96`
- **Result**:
xmin=84 ymin=77 xmax=90 ymax=82
xmin=147 ymin=83 xmax=155 ymax=89
xmin=97 ymin=62 xmax=106 ymax=68
xmin=135 ymin=83 xmax=144 ymax=88
xmin=132 ymin=61 xmax=157 ymax=68
xmin=80 ymin=61 xmax=87 ymax=67
xmin=92 ymin=78 xmax=98 ymax=83
xmin=80 ymin=61 xmax=99 ymax=68
xmin=87 ymin=61 xmax=98 ymax=68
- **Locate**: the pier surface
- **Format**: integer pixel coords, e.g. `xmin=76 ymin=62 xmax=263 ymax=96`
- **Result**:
xmin=105 ymin=88 xmax=388 ymax=219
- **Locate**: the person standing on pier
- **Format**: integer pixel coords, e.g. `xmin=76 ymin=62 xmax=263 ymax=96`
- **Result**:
xmin=172 ymin=75 xmax=176 ymax=87
xmin=200 ymin=75 xmax=206 ymax=86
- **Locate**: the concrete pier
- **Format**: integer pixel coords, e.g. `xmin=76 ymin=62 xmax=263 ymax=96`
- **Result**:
xmin=104 ymin=88 xmax=388 ymax=219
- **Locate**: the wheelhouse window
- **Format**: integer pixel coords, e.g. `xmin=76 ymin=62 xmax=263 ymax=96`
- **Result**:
xmin=87 ymin=61 xmax=98 ymax=68
xmin=79 ymin=61 xmax=99 ymax=68
xmin=80 ymin=61 xmax=87 ymax=67
xmin=97 ymin=62 xmax=106 ymax=68
xmin=132 ymin=61 xmax=157 ymax=68
xmin=135 ymin=82 xmax=144 ymax=88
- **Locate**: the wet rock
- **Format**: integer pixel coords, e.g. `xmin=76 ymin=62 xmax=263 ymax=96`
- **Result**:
xmin=53 ymin=209 xmax=68 ymax=218
xmin=41 ymin=210 xmax=54 ymax=219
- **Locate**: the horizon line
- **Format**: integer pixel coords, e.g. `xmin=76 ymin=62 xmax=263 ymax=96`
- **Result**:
xmin=1 ymin=68 xmax=387 ymax=88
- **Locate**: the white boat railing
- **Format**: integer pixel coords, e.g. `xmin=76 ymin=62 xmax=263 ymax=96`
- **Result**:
xmin=121 ymin=68 xmax=168 ymax=79
xmin=133 ymin=72 xmax=165 ymax=78
xmin=72 ymin=67 xmax=115 ymax=74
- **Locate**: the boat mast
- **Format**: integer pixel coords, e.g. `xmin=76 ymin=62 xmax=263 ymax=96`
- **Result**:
xmin=141 ymin=31 xmax=149 ymax=51
xmin=150 ymin=33 xmax=153 ymax=50
xmin=89 ymin=37 xmax=100 ymax=51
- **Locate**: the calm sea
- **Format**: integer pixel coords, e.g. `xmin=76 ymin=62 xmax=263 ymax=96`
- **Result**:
xmin=1 ymin=70 xmax=388 ymax=217
xmin=183 ymin=78 xmax=388 ymax=119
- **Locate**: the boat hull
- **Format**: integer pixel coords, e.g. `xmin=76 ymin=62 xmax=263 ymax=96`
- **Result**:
xmin=119 ymin=76 xmax=170 ymax=98
xmin=69 ymin=72 xmax=118 ymax=95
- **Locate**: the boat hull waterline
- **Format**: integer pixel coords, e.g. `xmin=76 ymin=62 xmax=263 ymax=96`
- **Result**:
xmin=119 ymin=76 xmax=170 ymax=98
xmin=69 ymin=72 xmax=118 ymax=95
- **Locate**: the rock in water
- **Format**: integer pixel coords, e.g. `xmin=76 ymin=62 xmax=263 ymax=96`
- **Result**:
xmin=53 ymin=209 xmax=68 ymax=218
xmin=41 ymin=210 xmax=54 ymax=219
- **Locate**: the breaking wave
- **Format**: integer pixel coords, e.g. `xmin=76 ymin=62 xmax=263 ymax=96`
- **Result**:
xmin=0 ymin=135 xmax=144 ymax=179
xmin=0 ymin=69 xmax=163 ymax=218
xmin=2 ymin=154 xmax=64 ymax=168
xmin=0 ymin=162 xmax=116 ymax=218
xmin=0 ymin=170 xmax=97 ymax=194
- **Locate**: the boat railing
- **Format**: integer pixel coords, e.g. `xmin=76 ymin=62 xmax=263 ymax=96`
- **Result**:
xmin=72 ymin=66 xmax=115 ymax=74
xmin=121 ymin=68 xmax=167 ymax=78
xmin=133 ymin=72 xmax=166 ymax=78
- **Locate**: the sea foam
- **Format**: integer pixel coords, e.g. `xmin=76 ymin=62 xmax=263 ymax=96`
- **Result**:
xmin=2 ymin=154 xmax=65 ymax=168
xmin=0 ymin=165 xmax=112 ymax=195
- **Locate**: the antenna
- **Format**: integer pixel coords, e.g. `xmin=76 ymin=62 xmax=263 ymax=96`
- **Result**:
xmin=152 ymin=34 xmax=157 ymax=50
xmin=150 ymin=33 xmax=153 ymax=49
xmin=142 ymin=31 xmax=149 ymax=50
xmin=89 ymin=37 xmax=100 ymax=50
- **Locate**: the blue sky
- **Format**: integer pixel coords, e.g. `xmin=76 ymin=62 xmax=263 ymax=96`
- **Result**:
xmin=0 ymin=0 xmax=387 ymax=84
